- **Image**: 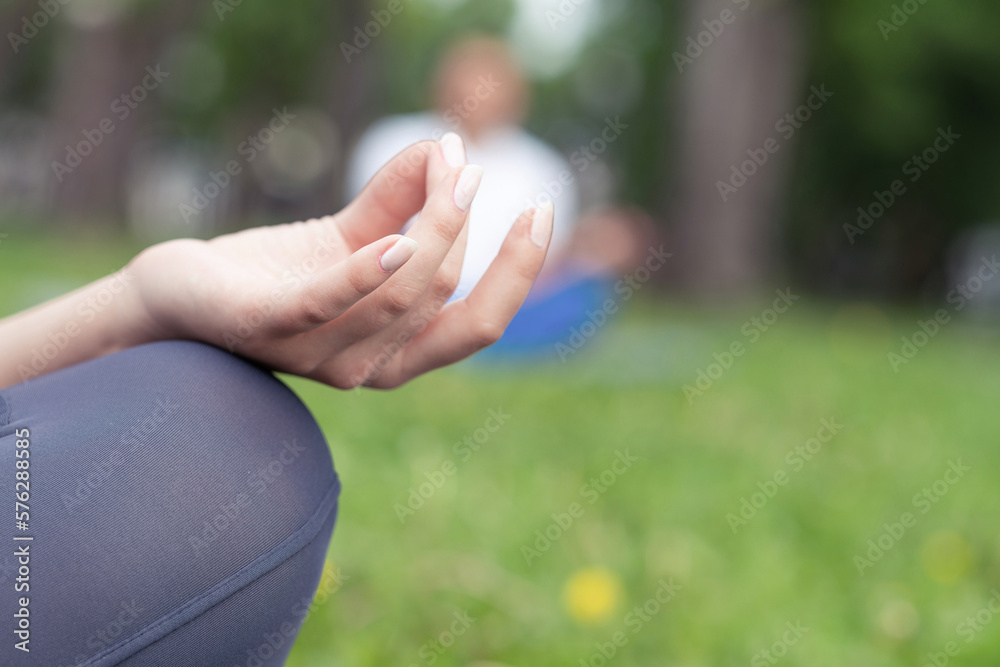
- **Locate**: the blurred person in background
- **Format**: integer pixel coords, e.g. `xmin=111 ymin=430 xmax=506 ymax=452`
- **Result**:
xmin=348 ymin=35 xmax=649 ymax=360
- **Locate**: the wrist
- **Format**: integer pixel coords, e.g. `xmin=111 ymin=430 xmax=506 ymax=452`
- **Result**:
xmin=98 ymin=266 xmax=169 ymax=355
xmin=0 ymin=266 xmax=171 ymax=389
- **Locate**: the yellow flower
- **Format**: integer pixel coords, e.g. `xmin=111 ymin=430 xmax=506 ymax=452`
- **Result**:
xmin=563 ymin=567 xmax=623 ymax=625
xmin=921 ymin=531 xmax=974 ymax=584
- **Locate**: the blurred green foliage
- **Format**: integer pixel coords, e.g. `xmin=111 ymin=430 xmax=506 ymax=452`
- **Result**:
xmin=790 ymin=0 xmax=1000 ymax=293
xmin=4 ymin=0 xmax=1000 ymax=288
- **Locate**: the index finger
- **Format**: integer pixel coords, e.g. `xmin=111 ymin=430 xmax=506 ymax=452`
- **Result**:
xmin=338 ymin=136 xmax=467 ymax=249
xmin=364 ymin=203 xmax=554 ymax=388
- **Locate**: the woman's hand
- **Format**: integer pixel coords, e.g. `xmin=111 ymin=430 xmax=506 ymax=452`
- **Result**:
xmin=126 ymin=134 xmax=554 ymax=389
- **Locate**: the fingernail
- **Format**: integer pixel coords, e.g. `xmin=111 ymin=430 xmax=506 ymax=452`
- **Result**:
xmin=454 ymin=165 xmax=484 ymax=212
xmin=530 ymin=202 xmax=554 ymax=248
xmin=379 ymin=237 xmax=419 ymax=273
xmin=440 ymin=132 xmax=467 ymax=168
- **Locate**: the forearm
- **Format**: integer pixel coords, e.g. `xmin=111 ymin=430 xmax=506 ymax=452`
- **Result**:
xmin=0 ymin=268 xmax=163 ymax=389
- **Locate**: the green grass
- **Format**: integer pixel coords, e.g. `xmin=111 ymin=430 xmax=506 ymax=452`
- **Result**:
xmin=4 ymin=233 xmax=1000 ymax=666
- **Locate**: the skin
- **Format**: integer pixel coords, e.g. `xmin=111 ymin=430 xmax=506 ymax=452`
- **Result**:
xmin=433 ymin=36 xmax=528 ymax=142
xmin=0 ymin=136 xmax=553 ymax=390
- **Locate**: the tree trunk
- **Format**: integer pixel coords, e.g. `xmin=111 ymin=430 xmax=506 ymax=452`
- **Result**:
xmin=670 ymin=0 xmax=806 ymax=299
xmin=0 ymin=0 xmax=38 ymax=93
xmin=46 ymin=2 xmax=199 ymax=224
xmin=322 ymin=1 xmax=377 ymax=213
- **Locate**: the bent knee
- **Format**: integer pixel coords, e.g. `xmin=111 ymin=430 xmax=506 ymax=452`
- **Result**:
xmin=0 ymin=341 xmax=339 ymax=665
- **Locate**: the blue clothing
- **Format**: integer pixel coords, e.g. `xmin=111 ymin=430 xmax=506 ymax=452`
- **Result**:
xmin=0 ymin=342 xmax=338 ymax=666
xmin=478 ymin=271 xmax=614 ymax=360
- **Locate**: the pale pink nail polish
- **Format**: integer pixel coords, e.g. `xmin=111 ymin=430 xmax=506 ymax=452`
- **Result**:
xmin=379 ymin=237 xmax=419 ymax=273
xmin=530 ymin=202 xmax=554 ymax=248
xmin=454 ymin=165 xmax=484 ymax=212
xmin=440 ymin=132 xmax=467 ymax=168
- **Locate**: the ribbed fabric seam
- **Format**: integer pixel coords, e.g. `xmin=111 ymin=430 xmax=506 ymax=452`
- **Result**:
xmin=81 ymin=476 xmax=340 ymax=667
xmin=0 ymin=393 xmax=10 ymax=426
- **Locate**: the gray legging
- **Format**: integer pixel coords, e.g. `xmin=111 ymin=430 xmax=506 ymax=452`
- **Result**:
xmin=0 ymin=341 xmax=339 ymax=666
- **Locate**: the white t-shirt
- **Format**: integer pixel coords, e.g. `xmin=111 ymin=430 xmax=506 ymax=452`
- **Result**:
xmin=347 ymin=113 xmax=579 ymax=300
